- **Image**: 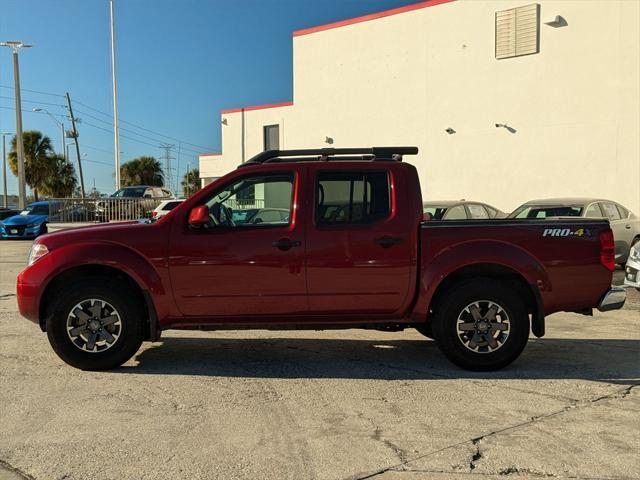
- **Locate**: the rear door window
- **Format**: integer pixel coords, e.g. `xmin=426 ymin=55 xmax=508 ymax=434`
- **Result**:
xmin=601 ymin=202 xmax=621 ymax=221
xmin=467 ymin=204 xmax=489 ymax=219
xmin=585 ymin=203 xmax=604 ymax=218
xmin=443 ymin=205 xmax=467 ymax=220
xmin=316 ymin=171 xmax=390 ymax=225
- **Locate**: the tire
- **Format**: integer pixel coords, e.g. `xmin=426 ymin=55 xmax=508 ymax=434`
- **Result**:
xmin=432 ymin=278 xmax=529 ymax=371
xmin=38 ymin=223 xmax=47 ymax=236
xmin=46 ymin=278 xmax=145 ymax=370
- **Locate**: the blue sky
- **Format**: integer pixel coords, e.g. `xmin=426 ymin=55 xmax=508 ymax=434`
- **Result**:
xmin=0 ymin=0 xmax=418 ymax=195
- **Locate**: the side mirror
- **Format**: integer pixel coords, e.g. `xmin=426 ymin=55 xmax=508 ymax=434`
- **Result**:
xmin=143 ymin=194 xmax=153 ymax=199
xmin=188 ymin=205 xmax=210 ymax=227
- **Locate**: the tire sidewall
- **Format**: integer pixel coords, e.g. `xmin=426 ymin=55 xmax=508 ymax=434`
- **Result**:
xmin=46 ymin=281 xmax=144 ymax=370
xmin=433 ymin=279 xmax=529 ymax=371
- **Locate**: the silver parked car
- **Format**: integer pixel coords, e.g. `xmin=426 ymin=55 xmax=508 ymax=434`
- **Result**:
xmin=422 ymin=200 xmax=506 ymax=220
xmin=509 ymin=198 xmax=640 ymax=265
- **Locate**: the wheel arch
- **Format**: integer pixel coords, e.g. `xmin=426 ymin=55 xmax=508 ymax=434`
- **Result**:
xmin=39 ymin=264 xmax=155 ymax=338
xmin=422 ymin=262 xmax=545 ymax=338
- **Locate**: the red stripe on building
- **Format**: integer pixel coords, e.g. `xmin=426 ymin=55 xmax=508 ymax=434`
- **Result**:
xmin=293 ymin=0 xmax=456 ymax=37
xmin=221 ymin=101 xmax=294 ymax=115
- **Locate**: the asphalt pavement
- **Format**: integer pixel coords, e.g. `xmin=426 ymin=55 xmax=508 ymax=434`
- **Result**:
xmin=1 ymin=239 xmax=638 ymax=480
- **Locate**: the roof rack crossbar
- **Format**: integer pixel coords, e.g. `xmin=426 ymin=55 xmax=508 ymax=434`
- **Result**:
xmin=243 ymin=146 xmax=418 ymax=166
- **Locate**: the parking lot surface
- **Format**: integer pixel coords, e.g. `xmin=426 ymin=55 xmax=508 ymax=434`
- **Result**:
xmin=1 ymin=239 xmax=638 ymax=480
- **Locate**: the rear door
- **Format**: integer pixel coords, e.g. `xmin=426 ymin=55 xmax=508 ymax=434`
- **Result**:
xmin=305 ymin=164 xmax=415 ymax=315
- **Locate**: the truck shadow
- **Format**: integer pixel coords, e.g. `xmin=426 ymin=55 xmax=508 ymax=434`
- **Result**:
xmin=125 ymin=336 xmax=640 ymax=384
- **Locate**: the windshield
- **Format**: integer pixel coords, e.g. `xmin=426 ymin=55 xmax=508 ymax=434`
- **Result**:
xmin=509 ymin=205 xmax=584 ymax=219
xmin=423 ymin=206 xmax=448 ymax=220
xmin=111 ymin=187 xmax=147 ymax=198
xmin=21 ymin=204 xmax=49 ymax=216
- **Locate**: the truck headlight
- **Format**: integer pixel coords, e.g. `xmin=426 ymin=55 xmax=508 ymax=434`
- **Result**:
xmin=630 ymin=245 xmax=640 ymax=262
xmin=28 ymin=243 xmax=49 ymax=266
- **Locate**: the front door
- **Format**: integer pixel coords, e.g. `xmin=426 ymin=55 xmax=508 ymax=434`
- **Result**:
xmin=169 ymin=169 xmax=306 ymax=317
xmin=305 ymin=166 xmax=415 ymax=315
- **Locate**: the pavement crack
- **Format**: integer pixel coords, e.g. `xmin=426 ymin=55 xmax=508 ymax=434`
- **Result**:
xmin=0 ymin=459 xmax=35 ymax=480
xmin=348 ymin=384 xmax=639 ymax=480
xmin=469 ymin=438 xmax=483 ymax=471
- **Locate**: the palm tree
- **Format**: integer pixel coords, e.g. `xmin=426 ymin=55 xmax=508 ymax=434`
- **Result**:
xmin=40 ymin=154 xmax=77 ymax=198
xmin=120 ymin=156 xmax=164 ymax=186
xmin=8 ymin=131 xmax=54 ymax=201
xmin=181 ymin=168 xmax=200 ymax=197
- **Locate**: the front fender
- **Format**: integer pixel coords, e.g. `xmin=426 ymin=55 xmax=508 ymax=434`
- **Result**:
xmin=411 ymin=240 xmax=550 ymax=321
xmin=17 ymin=242 xmax=169 ymax=324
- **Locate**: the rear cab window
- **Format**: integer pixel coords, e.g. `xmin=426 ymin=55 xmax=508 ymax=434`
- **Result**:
xmin=443 ymin=205 xmax=467 ymax=220
xmin=316 ymin=171 xmax=390 ymax=225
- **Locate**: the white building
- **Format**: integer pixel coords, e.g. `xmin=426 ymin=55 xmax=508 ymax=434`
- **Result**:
xmin=200 ymin=0 xmax=640 ymax=213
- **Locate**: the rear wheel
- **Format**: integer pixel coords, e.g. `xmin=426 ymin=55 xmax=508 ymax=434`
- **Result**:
xmin=432 ymin=279 xmax=529 ymax=371
xmin=46 ymin=279 xmax=145 ymax=370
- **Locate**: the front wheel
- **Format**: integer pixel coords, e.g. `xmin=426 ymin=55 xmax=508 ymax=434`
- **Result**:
xmin=432 ymin=278 xmax=529 ymax=371
xmin=46 ymin=279 xmax=145 ymax=370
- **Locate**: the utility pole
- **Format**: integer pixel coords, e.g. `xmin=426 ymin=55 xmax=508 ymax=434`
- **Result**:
xmin=185 ymin=161 xmax=190 ymax=198
xmin=65 ymin=93 xmax=86 ymax=199
xmin=1 ymin=41 xmax=32 ymax=209
xmin=175 ymin=142 xmax=181 ymax=194
xmin=109 ymin=0 xmax=121 ymax=190
xmin=160 ymin=143 xmax=175 ymax=189
xmin=1 ymin=132 xmax=11 ymax=208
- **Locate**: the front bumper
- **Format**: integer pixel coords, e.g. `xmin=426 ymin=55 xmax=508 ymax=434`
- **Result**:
xmin=1 ymin=225 xmax=41 ymax=238
xmin=597 ymin=287 xmax=627 ymax=312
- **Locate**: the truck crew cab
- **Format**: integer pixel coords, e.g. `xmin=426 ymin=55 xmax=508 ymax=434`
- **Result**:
xmin=17 ymin=147 xmax=625 ymax=371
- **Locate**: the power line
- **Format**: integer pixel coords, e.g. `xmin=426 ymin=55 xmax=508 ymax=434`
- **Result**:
xmin=72 ymin=98 xmax=215 ymax=151
xmin=0 ymin=84 xmax=65 ymax=98
xmin=0 ymin=95 xmax=67 ymax=109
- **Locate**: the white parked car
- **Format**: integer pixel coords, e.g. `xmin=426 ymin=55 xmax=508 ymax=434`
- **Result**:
xmin=152 ymin=199 xmax=184 ymax=219
xmin=624 ymin=243 xmax=640 ymax=291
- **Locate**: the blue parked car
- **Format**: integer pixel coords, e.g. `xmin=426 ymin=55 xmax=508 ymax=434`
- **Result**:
xmin=0 ymin=201 xmax=50 ymax=239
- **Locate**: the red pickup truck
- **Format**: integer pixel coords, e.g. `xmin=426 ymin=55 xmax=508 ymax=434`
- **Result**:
xmin=17 ymin=147 xmax=626 ymax=371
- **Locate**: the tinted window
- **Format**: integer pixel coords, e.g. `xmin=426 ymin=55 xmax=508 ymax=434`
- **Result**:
xmin=205 ymin=173 xmax=293 ymax=227
xmin=467 ymin=204 xmax=489 ymax=219
xmin=601 ymin=202 xmax=621 ymax=221
xmin=585 ymin=203 xmax=603 ymax=218
xmin=162 ymin=201 xmax=181 ymax=211
xmin=423 ymin=206 xmax=448 ymax=220
xmin=485 ymin=206 xmax=498 ymax=218
xmin=317 ymin=171 xmax=390 ymax=225
xmin=112 ymin=187 xmax=146 ymax=198
xmin=616 ymin=204 xmax=629 ymax=219
xmin=511 ymin=205 xmax=583 ymax=219
xmin=444 ymin=205 xmax=467 ymax=220
xmin=23 ymin=204 xmax=48 ymax=215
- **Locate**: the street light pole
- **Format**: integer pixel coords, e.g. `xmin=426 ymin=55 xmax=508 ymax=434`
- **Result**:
xmin=1 ymin=41 xmax=32 ymax=210
xmin=1 ymin=132 xmax=11 ymax=208
xmin=33 ymin=108 xmax=66 ymax=162
xmin=109 ymin=0 xmax=121 ymax=190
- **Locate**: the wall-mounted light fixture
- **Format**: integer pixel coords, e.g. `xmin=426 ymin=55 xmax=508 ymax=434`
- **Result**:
xmin=324 ymin=136 xmax=334 ymax=144
xmin=221 ymin=118 xmax=228 ymax=125
xmin=445 ymin=128 xmax=456 ymax=135
xmin=495 ymin=123 xmax=517 ymax=134
xmin=544 ymin=15 xmax=568 ymax=27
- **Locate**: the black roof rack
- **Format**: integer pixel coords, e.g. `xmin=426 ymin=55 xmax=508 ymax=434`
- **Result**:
xmin=239 ymin=146 xmax=418 ymax=168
